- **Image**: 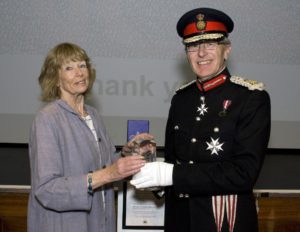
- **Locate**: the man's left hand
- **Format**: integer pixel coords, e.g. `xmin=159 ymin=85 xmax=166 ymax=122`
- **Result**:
xmin=130 ymin=162 xmax=174 ymax=189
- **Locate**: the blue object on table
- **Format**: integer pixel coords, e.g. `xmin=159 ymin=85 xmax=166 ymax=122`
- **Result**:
xmin=127 ymin=120 xmax=149 ymax=142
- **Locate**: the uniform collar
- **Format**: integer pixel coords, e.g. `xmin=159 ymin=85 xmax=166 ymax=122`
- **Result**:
xmin=196 ymin=69 xmax=230 ymax=92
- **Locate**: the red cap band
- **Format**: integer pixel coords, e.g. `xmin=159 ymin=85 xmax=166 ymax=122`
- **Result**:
xmin=183 ymin=21 xmax=228 ymax=37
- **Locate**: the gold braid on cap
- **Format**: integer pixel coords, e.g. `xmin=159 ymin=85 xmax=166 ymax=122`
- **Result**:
xmin=183 ymin=33 xmax=225 ymax=44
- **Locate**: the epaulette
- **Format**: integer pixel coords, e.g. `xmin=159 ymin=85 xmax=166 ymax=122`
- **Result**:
xmin=230 ymin=76 xmax=265 ymax=91
xmin=176 ymin=80 xmax=196 ymax=93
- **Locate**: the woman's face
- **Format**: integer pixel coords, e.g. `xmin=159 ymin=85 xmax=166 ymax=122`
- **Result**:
xmin=186 ymin=42 xmax=231 ymax=80
xmin=58 ymin=60 xmax=89 ymax=99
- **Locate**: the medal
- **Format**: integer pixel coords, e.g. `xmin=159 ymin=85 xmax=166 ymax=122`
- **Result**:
xmin=197 ymin=96 xmax=208 ymax=116
xmin=219 ymin=100 xmax=231 ymax=117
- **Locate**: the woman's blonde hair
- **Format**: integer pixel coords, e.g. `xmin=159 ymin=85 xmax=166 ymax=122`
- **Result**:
xmin=38 ymin=42 xmax=96 ymax=102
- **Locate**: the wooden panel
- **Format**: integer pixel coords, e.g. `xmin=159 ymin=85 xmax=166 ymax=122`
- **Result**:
xmin=0 ymin=192 xmax=28 ymax=232
xmin=0 ymin=191 xmax=300 ymax=232
xmin=258 ymin=197 xmax=300 ymax=232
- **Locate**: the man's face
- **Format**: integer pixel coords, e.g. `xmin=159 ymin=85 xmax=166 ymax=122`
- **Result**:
xmin=186 ymin=41 xmax=231 ymax=80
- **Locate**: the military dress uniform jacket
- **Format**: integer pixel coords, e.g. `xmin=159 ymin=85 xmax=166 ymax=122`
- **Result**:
xmin=164 ymin=69 xmax=271 ymax=232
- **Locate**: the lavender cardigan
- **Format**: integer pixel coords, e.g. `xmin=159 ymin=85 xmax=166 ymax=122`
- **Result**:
xmin=28 ymin=99 xmax=119 ymax=232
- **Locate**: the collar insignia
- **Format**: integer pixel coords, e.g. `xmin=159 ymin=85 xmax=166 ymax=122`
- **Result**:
xmin=197 ymin=74 xmax=227 ymax=92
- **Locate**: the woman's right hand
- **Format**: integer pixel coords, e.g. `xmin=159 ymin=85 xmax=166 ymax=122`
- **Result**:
xmin=91 ymin=155 xmax=146 ymax=190
xmin=106 ymin=155 xmax=146 ymax=181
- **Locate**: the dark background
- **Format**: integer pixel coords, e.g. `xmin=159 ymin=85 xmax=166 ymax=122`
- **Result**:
xmin=0 ymin=144 xmax=299 ymax=190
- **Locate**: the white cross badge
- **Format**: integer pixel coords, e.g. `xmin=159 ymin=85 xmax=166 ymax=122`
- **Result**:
xmin=197 ymin=96 xmax=208 ymax=116
xmin=206 ymin=137 xmax=224 ymax=155
xmin=197 ymin=104 xmax=208 ymax=116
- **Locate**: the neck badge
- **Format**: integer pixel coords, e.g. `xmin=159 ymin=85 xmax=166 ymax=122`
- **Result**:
xmin=197 ymin=96 xmax=208 ymax=117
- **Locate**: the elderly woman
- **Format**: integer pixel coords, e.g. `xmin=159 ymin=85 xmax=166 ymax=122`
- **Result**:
xmin=28 ymin=42 xmax=149 ymax=232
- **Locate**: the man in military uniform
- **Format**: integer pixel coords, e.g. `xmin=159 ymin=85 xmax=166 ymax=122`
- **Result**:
xmin=131 ymin=8 xmax=271 ymax=232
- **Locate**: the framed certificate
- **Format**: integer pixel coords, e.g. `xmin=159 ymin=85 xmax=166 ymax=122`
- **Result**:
xmin=117 ymin=181 xmax=165 ymax=231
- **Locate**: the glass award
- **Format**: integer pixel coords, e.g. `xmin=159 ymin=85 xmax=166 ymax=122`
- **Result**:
xmin=129 ymin=138 xmax=159 ymax=191
xmin=136 ymin=138 xmax=159 ymax=191
xmin=121 ymin=137 xmax=156 ymax=162
xmin=132 ymin=138 xmax=156 ymax=162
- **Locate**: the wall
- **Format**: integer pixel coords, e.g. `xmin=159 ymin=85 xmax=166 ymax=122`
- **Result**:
xmin=0 ymin=1 xmax=300 ymax=147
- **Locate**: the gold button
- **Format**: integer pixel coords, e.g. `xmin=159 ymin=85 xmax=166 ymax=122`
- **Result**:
xmin=191 ymin=138 xmax=197 ymax=143
xmin=189 ymin=160 xmax=194 ymax=164
xmin=174 ymin=125 xmax=179 ymax=130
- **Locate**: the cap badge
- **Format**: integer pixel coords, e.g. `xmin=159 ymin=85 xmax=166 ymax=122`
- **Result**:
xmin=196 ymin=14 xmax=206 ymax=30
